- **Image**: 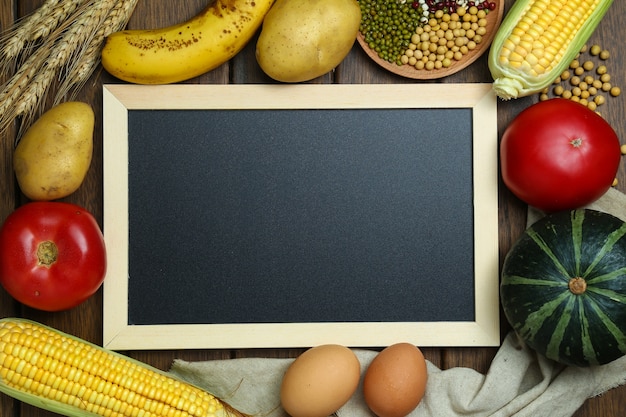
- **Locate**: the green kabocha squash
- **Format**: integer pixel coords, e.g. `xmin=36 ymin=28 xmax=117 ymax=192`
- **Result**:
xmin=501 ymin=209 xmax=626 ymax=367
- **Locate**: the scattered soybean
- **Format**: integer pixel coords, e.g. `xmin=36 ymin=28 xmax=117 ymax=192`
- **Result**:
xmin=539 ymin=44 xmax=621 ymax=114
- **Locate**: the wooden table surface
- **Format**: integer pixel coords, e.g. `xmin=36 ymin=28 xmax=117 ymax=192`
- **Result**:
xmin=1 ymin=1 xmax=625 ymax=416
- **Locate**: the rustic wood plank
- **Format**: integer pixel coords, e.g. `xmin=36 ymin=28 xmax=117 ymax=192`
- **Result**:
xmin=0 ymin=0 xmax=16 ymax=233
xmin=0 ymin=0 xmax=17 ymax=409
xmin=2 ymin=0 xmax=626 ymax=416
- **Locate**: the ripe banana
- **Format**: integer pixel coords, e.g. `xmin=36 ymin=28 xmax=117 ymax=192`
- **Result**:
xmin=101 ymin=0 xmax=275 ymax=84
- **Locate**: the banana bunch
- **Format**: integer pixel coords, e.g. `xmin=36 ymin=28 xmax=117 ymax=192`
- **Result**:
xmin=101 ymin=0 xmax=275 ymax=84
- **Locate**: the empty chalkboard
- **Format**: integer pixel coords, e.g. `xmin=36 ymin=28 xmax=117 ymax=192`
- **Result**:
xmin=102 ymin=84 xmax=500 ymax=350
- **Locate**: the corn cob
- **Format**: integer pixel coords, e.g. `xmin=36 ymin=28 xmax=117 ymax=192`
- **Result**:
xmin=488 ymin=0 xmax=614 ymax=100
xmin=0 ymin=318 xmax=245 ymax=417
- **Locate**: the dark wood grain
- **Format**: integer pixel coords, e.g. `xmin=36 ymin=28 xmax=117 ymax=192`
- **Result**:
xmin=0 ymin=3 xmax=18 ymax=417
xmin=1 ymin=1 xmax=625 ymax=416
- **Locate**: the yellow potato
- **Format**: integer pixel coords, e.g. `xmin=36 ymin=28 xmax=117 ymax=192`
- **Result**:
xmin=256 ymin=0 xmax=361 ymax=83
xmin=13 ymin=102 xmax=94 ymax=201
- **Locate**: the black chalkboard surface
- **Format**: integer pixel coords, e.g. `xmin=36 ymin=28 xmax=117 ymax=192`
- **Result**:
xmin=102 ymin=84 xmax=500 ymax=350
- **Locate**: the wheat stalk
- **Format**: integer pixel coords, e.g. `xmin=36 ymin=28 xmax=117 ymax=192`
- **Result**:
xmin=0 ymin=0 xmax=60 ymax=69
xmin=0 ymin=4 xmax=86 ymax=123
xmin=0 ymin=0 xmax=88 ymax=73
xmin=29 ymin=0 xmax=89 ymax=43
xmin=44 ymin=0 xmax=117 ymax=73
xmin=0 ymin=0 xmax=138 ymax=141
xmin=0 ymin=2 xmax=95 ymax=134
xmin=12 ymin=0 xmax=116 ymax=133
xmin=55 ymin=0 xmax=140 ymax=102
xmin=12 ymin=67 xmax=58 ymax=138
xmin=0 ymin=46 xmax=50 ymax=135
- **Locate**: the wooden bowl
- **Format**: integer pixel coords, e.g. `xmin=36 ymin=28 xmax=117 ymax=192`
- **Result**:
xmin=357 ymin=1 xmax=505 ymax=80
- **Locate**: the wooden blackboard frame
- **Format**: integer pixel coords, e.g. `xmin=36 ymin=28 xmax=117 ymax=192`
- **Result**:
xmin=102 ymin=83 xmax=499 ymax=350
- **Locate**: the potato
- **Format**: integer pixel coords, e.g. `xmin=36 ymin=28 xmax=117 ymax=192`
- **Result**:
xmin=13 ymin=102 xmax=94 ymax=201
xmin=256 ymin=0 xmax=361 ymax=83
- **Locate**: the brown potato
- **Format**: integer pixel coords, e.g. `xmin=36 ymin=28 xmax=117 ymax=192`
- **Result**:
xmin=13 ymin=102 xmax=94 ymax=201
xmin=256 ymin=0 xmax=361 ymax=83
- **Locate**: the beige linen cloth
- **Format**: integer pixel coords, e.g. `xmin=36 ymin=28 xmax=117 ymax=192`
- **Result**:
xmin=169 ymin=188 xmax=626 ymax=417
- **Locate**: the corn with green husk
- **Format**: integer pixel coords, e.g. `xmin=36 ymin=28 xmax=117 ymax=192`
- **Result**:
xmin=488 ymin=0 xmax=614 ymax=100
xmin=0 ymin=318 xmax=246 ymax=417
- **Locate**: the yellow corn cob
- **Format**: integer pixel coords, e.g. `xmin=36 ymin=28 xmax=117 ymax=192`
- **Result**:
xmin=0 ymin=318 xmax=245 ymax=417
xmin=488 ymin=0 xmax=614 ymax=99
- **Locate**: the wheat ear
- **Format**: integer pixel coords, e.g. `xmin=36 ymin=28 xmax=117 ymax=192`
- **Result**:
xmin=43 ymin=0 xmax=117 ymax=73
xmin=0 ymin=0 xmax=60 ymax=69
xmin=18 ymin=0 xmax=118 ymax=133
xmin=55 ymin=0 xmax=140 ymax=102
xmin=0 ymin=0 xmax=139 ymax=141
xmin=0 ymin=0 xmax=87 ymax=73
xmin=0 ymin=3 xmax=85 ymax=126
xmin=12 ymin=67 xmax=59 ymax=140
xmin=0 ymin=0 xmax=116 ymax=138
xmin=0 ymin=4 xmax=86 ymax=133
xmin=28 ymin=0 xmax=89 ymax=43
xmin=0 ymin=47 xmax=50 ymax=135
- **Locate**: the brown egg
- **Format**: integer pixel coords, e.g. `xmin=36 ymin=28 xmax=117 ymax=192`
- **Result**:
xmin=363 ymin=343 xmax=428 ymax=417
xmin=280 ymin=344 xmax=361 ymax=417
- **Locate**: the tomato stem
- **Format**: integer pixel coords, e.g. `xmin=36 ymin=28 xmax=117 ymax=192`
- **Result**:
xmin=570 ymin=138 xmax=583 ymax=147
xmin=37 ymin=241 xmax=58 ymax=267
xmin=568 ymin=277 xmax=587 ymax=295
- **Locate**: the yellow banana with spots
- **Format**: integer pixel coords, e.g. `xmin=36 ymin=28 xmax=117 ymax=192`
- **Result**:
xmin=101 ymin=0 xmax=275 ymax=84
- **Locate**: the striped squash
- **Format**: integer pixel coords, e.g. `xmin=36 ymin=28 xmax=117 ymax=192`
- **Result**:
xmin=501 ymin=209 xmax=626 ymax=367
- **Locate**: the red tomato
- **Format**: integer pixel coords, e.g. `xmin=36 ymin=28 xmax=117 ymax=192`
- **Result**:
xmin=0 ymin=202 xmax=107 ymax=311
xmin=501 ymin=98 xmax=621 ymax=213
